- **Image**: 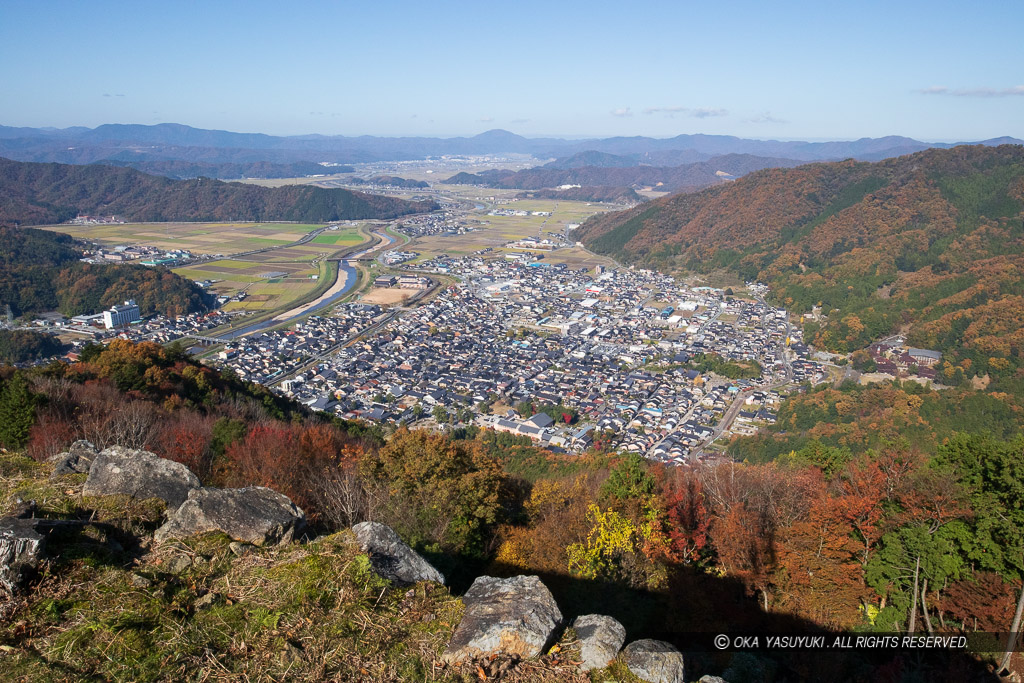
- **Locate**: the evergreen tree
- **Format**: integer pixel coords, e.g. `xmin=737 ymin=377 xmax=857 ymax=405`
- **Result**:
xmin=0 ymin=372 xmax=36 ymax=450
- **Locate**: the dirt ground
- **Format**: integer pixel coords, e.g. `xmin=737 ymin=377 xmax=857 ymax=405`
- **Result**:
xmin=359 ymin=287 xmax=419 ymax=305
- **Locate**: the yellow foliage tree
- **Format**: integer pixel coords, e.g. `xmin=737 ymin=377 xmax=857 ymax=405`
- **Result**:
xmin=567 ymin=504 xmax=665 ymax=588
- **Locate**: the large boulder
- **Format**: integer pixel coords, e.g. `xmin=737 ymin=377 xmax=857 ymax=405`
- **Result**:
xmin=622 ymin=639 xmax=685 ymax=683
xmin=443 ymin=575 xmax=562 ymax=663
xmin=352 ymin=521 xmax=444 ymax=585
xmin=155 ymin=487 xmax=305 ymax=546
xmin=48 ymin=440 xmax=99 ymax=478
xmin=83 ymin=446 xmax=200 ymax=509
xmin=572 ymin=614 xmax=626 ymax=671
xmin=0 ymin=518 xmax=45 ymax=595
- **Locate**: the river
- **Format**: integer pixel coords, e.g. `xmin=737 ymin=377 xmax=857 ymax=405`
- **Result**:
xmin=217 ymin=262 xmax=358 ymax=340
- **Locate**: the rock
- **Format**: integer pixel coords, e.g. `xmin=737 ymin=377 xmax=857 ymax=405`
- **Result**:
xmin=48 ymin=440 xmax=98 ymax=478
xmin=9 ymin=499 xmax=37 ymax=519
xmin=699 ymin=676 xmax=729 ymax=683
xmin=0 ymin=518 xmax=46 ymax=595
xmin=572 ymin=614 xmax=626 ymax=671
xmin=352 ymin=521 xmax=445 ymax=585
xmin=229 ymin=541 xmax=254 ymax=557
xmin=282 ymin=640 xmax=303 ymax=663
xmin=166 ymin=555 xmax=192 ymax=574
xmin=194 ymin=592 xmax=216 ymax=608
xmin=443 ymin=575 xmax=562 ymax=663
xmin=83 ymin=446 xmax=200 ymax=509
xmin=622 ymin=639 xmax=685 ymax=683
xmin=130 ymin=574 xmax=151 ymax=588
xmin=154 ymin=487 xmax=305 ymax=546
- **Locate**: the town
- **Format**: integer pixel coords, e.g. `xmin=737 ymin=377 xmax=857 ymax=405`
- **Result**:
xmin=204 ymin=255 xmax=826 ymax=463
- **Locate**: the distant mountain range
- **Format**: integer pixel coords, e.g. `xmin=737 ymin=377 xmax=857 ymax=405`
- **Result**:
xmin=0 ymin=158 xmax=436 ymax=225
xmin=0 ymin=123 xmax=1020 ymax=171
xmin=444 ymin=154 xmax=806 ymax=194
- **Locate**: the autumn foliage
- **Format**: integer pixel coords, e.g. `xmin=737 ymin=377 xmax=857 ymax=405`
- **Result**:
xmin=4 ymin=341 xmax=1023 ymax=651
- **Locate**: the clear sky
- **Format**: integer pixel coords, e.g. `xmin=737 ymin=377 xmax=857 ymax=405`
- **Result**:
xmin=2 ymin=0 xmax=1022 ymax=141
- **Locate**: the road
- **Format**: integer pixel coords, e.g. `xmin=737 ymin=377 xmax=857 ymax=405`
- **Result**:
xmin=689 ymin=291 xmax=797 ymax=456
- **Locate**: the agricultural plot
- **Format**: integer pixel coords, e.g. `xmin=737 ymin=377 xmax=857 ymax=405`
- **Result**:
xmin=42 ymin=221 xmax=370 ymax=316
xmin=46 ymin=222 xmax=325 ymax=255
xmin=311 ymin=230 xmax=364 ymax=246
xmin=173 ymin=259 xmax=324 ymax=312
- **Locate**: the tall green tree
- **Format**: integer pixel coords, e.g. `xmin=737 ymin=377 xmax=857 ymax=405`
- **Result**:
xmin=936 ymin=434 xmax=1024 ymax=671
xmin=600 ymin=453 xmax=656 ymax=503
xmin=0 ymin=372 xmax=36 ymax=450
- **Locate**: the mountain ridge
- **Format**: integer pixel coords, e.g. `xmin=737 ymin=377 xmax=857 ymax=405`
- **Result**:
xmin=578 ymin=144 xmax=1024 ymax=393
xmin=0 ymin=157 xmax=436 ymax=225
xmin=1 ymin=123 xmax=1020 ymax=167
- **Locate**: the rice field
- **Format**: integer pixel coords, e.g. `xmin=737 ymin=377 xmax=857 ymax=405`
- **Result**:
xmin=45 ymin=222 xmax=328 ymax=256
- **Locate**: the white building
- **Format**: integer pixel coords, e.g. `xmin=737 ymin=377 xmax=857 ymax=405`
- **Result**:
xmin=103 ymin=300 xmax=141 ymax=329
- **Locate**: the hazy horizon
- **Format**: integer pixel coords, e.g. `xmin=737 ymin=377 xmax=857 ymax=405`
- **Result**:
xmin=4 ymin=121 xmax=1021 ymax=147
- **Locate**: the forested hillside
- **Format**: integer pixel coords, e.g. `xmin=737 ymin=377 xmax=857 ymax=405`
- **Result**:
xmin=0 ymin=226 xmax=210 ymax=316
xmin=0 ymin=158 xmax=436 ymax=225
xmin=579 ymin=145 xmax=1024 ymax=389
xmin=348 ymin=175 xmax=429 ymax=189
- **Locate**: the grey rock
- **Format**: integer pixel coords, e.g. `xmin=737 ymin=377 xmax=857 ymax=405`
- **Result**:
xmin=0 ymin=517 xmax=45 ymax=595
xmin=699 ymin=677 xmax=729 ymax=683
xmin=443 ymin=575 xmax=562 ymax=663
xmin=130 ymin=574 xmax=151 ymax=588
xmin=83 ymin=446 xmax=200 ymax=509
xmin=9 ymin=499 xmax=37 ymax=519
xmin=572 ymin=614 xmax=626 ymax=671
xmin=48 ymin=440 xmax=98 ymax=478
xmin=166 ymin=555 xmax=192 ymax=574
xmin=352 ymin=521 xmax=444 ymax=585
xmin=282 ymin=641 xmax=303 ymax=663
xmin=229 ymin=541 xmax=254 ymax=557
xmin=194 ymin=592 xmax=216 ymax=608
xmin=154 ymin=486 xmax=305 ymax=546
xmin=622 ymin=639 xmax=685 ymax=683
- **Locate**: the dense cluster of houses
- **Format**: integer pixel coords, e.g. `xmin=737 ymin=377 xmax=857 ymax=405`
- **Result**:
xmin=398 ymin=200 xmax=476 ymax=238
xmin=221 ymin=256 xmax=824 ymax=463
xmin=213 ymin=305 xmax=385 ymax=386
xmin=15 ymin=228 xmax=835 ymax=463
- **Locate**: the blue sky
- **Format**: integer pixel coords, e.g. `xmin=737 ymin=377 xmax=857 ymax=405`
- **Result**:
xmin=2 ymin=0 xmax=1022 ymax=141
